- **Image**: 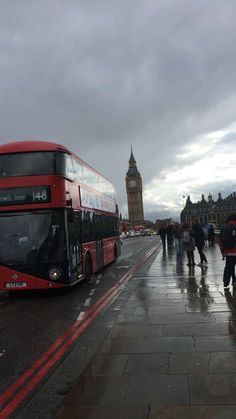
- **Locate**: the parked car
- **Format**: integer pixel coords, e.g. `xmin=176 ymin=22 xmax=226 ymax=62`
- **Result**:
xmin=142 ymin=228 xmax=151 ymax=236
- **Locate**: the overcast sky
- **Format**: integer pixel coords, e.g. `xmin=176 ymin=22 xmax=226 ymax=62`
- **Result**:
xmin=1 ymin=0 xmax=236 ymax=221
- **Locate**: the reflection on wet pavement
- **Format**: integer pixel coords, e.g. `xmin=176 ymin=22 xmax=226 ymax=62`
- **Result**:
xmin=55 ymin=243 xmax=236 ymax=419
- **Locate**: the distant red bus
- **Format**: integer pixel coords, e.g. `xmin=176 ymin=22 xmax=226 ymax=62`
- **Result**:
xmin=0 ymin=140 xmax=120 ymax=291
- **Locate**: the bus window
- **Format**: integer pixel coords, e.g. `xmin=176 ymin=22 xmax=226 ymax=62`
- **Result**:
xmin=0 ymin=152 xmax=55 ymax=177
xmin=0 ymin=210 xmax=66 ymax=266
xmin=82 ymin=211 xmax=93 ymax=242
xmin=57 ymin=152 xmax=74 ymax=179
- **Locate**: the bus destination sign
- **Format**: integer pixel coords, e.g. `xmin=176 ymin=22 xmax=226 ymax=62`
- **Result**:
xmin=0 ymin=186 xmax=51 ymax=206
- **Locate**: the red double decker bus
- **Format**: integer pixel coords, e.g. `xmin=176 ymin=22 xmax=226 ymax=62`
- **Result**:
xmin=0 ymin=140 xmax=121 ymax=291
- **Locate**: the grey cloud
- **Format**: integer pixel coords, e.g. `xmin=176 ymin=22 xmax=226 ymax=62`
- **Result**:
xmin=218 ymin=133 xmax=236 ymax=148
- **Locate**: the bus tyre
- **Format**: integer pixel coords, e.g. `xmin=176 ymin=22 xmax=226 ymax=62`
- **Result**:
xmin=85 ymin=255 xmax=93 ymax=282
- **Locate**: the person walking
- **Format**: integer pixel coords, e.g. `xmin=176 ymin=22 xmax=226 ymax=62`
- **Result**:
xmin=219 ymin=214 xmax=236 ymax=289
xmin=158 ymin=224 xmax=167 ymax=249
xmin=208 ymin=224 xmax=215 ymax=246
xmin=192 ymin=220 xmax=208 ymax=266
xmin=173 ymin=223 xmax=182 ymax=256
xmin=182 ymin=223 xmax=195 ymax=266
xmin=166 ymin=224 xmax=174 ymax=247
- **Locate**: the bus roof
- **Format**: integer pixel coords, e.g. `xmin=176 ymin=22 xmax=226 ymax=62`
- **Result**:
xmin=0 ymin=140 xmax=69 ymax=154
xmin=0 ymin=140 xmax=114 ymax=188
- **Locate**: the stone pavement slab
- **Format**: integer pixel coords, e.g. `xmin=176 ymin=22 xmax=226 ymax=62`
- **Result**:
xmin=190 ymin=374 xmax=236 ymax=404
xmin=209 ymin=352 xmax=236 ymax=373
xmin=169 ymin=352 xmax=209 ymax=374
xmin=54 ymin=406 xmax=148 ymax=419
xmin=108 ymin=324 xmax=163 ymax=338
xmin=163 ymin=321 xmax=235 ymax=336
xmin=124 ymin=374 xmax=189 ymax=406
xmin=64 ymin=375 xmax=131 ymax=406
xmin=149 ymin=405 xmax=236 ymax=419
xmin=124 ymin=354 xmax=168 ymax=375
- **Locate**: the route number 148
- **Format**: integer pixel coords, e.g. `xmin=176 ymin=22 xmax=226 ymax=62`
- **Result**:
xmin=33 ymin=190 xmax=48 ymax=201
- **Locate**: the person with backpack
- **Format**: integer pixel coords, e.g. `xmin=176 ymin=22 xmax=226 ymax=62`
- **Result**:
xmin=182 ymin=222 xmax=196 ymax=266
xmin=219 ymin=214 xmax=236 ymax=289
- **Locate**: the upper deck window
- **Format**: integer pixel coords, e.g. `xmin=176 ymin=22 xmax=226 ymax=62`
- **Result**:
xmin=57 ymin=152 xmax=74 ymax=179
xmin=0 ymin=152 xmax=56 ymax=177
xmin=57 ymin=151 xmax=116 ymax=202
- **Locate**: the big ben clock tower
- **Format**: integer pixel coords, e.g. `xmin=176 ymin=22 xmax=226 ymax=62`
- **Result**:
xmin=126 ymin=148 xmax=144 ymax=227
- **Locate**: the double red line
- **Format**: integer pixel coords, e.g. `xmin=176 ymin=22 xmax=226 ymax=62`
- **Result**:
xmin=0 ymin=245 xmax=158 ymax=418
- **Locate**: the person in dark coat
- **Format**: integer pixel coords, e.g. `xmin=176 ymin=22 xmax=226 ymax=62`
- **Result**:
xmin=219 ymin=214 xmax=236 ymax=289
xmin=166 ymin=224 xmax=174 ymax=247
xmin=158 ymin=224 xmax=167 ymax=249
xmin=208 ymin=224 xmax=215 ymax=246
xmin=192 ymin=220 xmax=208 ymax=266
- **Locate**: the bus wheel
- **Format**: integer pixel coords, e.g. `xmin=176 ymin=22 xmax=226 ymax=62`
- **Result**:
xmin=85 ymin=255 xmax=93 ymax=282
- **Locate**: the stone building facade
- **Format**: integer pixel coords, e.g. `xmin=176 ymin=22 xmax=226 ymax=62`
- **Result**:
xmin=125 ymin=148 xmax=144 ymax=228
xmin=181 ymin=192 xmax=236 ymax=229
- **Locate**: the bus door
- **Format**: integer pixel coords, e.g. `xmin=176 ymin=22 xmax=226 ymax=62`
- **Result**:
xmin=96 ymin=240 xmax=104 ymax=270
xmin=66 ymin=209 xmax=83 ymax=281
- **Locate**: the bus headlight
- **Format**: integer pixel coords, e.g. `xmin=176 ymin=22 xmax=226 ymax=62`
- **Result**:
xmin=49 ymin=267 xmax=63 ymax=280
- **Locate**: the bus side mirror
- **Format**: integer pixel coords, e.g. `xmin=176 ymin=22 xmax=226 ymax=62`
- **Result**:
xmin=67 ymin=208 xmax=75 ymax=223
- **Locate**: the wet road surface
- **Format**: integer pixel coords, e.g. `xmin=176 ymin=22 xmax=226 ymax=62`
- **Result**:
xmin=53 ymin=241 xmax=236 ymax=419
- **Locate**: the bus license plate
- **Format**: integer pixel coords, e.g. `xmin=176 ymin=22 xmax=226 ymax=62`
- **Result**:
xmin=5 ymin=282 xmax=27 ymax=288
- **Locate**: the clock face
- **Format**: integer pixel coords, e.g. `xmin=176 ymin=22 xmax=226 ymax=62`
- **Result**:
xmin=129 ymin=180 xmax=136 ymax=188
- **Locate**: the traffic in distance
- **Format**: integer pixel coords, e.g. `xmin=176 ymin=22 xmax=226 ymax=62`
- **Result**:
xmin=0 ymin=140 xmax=120 ymax=291
xmin=120 ymin=228 xmax=157 ymax=239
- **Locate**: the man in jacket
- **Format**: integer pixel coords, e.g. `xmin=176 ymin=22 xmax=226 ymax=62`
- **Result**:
xmin=219 ymin=214 xmax=236 ymax=289
xmin=192 ymin=220 xmax=208 ymax=266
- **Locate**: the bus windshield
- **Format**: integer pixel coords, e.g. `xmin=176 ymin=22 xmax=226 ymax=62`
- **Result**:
xmin=0 ymin=152 xmax=56 ymax=177
xmin=0 ymin=209 xmax=66 ymax=266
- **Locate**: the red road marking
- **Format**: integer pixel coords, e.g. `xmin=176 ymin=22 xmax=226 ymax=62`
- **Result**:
xmin=0 ymin=245 xmax=159 ymax=418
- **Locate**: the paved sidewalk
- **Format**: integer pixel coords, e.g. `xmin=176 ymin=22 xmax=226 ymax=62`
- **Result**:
xmin=54 ymin=243 xmax=236 ymax=419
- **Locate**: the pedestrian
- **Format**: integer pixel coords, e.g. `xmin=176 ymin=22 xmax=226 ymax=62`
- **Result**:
xmin=158 ymin=224 xmax=167 ymax=249
xmin=208 ymin=224 xmax=215 ymax=246
xmin=219 ymin=214 xmax=236 ymax=289
xmin=202 ymin=224 xmax=208 ymax=245
xmin=173 ymin=223 xmax=182 ymax=256
xmin=192 ymin=220 xmax=208 ymax=266
xmin=166 ymin=224 xmax=174 ymax=247
xmin=182 ymin=222 xmax=196 ymax=266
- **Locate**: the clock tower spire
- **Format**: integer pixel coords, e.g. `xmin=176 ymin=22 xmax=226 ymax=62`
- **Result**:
xmin=126 ymin=147 xmax=144 ymax=227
